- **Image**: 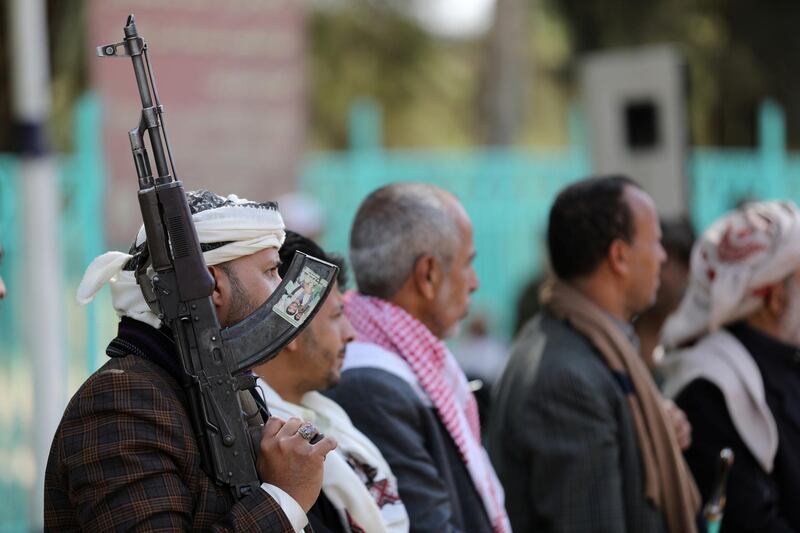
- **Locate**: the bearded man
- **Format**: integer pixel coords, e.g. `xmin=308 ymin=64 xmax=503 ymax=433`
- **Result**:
xmin=662 ymin=200 xmax=800 ymax=533
xmin=45 ymin=190 xmax=335 ymax=531
xmin=254 ymin=231 xmax=409 ymax=533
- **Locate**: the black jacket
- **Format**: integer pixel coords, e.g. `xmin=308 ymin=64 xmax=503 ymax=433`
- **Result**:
xmin=488 ymin=311 xmax=668 ymax=533
xmin=327 ymin=366 xmax=492 ymax=533
xmin=676 ymin=322 xmax=800 ymax=533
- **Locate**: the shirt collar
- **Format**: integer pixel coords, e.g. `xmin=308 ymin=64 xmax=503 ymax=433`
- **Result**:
xmin=608 ymin=311 xmax=640 ymax=350
xmin=256 ymin=377 xmax=317 ymax=422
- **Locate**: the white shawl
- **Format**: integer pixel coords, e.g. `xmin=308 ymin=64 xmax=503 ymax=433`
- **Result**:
xmin=662 ymin=329 xmax=778 ymax=473
xmin=256 ymin=378 xmax=409 ymax=533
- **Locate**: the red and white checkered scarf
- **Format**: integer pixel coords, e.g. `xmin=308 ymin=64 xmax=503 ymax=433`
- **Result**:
xmin=345 ymin=292 xmax=511 ymax=533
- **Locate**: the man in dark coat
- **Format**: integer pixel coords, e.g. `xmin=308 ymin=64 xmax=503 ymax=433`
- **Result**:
xmin=489 ymin=176 xmax=698 ymax=533
xmin=45 ymin=191 xmax=336 ymax=531
xmin=326 ymin=183 xmax=511 ymax=532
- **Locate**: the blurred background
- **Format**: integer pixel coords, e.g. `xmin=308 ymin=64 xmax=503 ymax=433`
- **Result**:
xmin=3 ymin=0 xmax=800 ymax=528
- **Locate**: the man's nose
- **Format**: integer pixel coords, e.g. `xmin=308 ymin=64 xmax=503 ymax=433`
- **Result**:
xmin=469 ymin=267 xmax=479 ymax=294
xmin=342 ymin=316 xmax=356 ymax=344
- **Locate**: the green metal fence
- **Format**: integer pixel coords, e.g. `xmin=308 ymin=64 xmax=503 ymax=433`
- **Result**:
xmin=301 ymin=99 xmax=800 ymax=339
xmin=690 ymin=100 xmax=800 ymax=230
xmin=1 ymin=95 xmax=799 ymax=529
xmin=301 ymin=100 xmax=591 ymax=339
xmin=0 ymin=94 xmax=108 ymax=531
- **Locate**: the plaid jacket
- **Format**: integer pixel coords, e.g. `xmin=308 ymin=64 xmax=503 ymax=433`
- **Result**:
xmin=44 ymin=323 xmax=295 ymax=532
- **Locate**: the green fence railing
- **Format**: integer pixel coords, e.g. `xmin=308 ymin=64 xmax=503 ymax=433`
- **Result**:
xmin=0 ymin=94 xmax=109 ymax=531
xmin=302 ymin=100 xmax=590 ymax=339
xmin=1 ymin=95 xmax=799 ymax=529
xmin=302 ymin=99 xmax=800 ymax=339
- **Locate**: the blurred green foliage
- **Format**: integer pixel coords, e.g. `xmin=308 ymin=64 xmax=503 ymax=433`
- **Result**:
xmin=311 ymin=0 xmax=800 ymax=149
xmin=309 ymin=1 xmax=483 ymax=149
xmin=548 ymin=0 xmax=800 ymax=147
xmin=4 ymin=1 xmax=800 ymax=152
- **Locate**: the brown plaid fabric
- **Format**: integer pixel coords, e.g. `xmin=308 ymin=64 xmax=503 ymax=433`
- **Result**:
xmin=44 ymin=354 xmax=295 ymax=532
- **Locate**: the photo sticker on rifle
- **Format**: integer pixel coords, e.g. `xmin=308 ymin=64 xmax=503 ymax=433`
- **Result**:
xmin=273 ymin=266 xmax=329 ymax=326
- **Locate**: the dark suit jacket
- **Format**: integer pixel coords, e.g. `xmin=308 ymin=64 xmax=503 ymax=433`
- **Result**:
xmin=326 ymin=366 xmax=492 ymax=533
xmin=488 ymin=311 xmax=667 ymax=533
xmin=44 ymin=319 xmax=295 ymax=532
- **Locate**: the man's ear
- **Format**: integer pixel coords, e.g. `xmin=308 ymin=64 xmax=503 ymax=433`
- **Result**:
xmin=283 ymin=338 xmax=301 ymax=353
xmin=764 ymin=282 xmax=788 ymax=319
xmin=608 ymin=239 xmax=631 ymax=277
xmin=413 ymin=254 xmax=440 ymax=301
xmin=209 ymin=265 xmax=226 ymax=310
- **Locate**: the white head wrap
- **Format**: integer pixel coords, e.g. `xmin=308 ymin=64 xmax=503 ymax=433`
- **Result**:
xmin=662 ymin=200 xmax=800 ymax=349
xmin=77 ymin=190 xmax=285 ymax=328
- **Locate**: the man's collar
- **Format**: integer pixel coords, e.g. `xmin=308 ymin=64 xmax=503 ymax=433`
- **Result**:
xmin=106 ymin=316 xmax=184 ymax=381
xmin=255 ymin=377 xmax=317 ymax=422
xmin=606 ymin=311 xmax=641 ymax=351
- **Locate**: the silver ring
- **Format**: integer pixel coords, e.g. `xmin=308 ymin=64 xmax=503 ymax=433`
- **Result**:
xmin=297 ymin=422 xmax=318 ymax=442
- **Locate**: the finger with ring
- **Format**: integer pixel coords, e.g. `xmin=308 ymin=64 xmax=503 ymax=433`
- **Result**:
xmin=297 ymin=422 xmax=319 ymax=442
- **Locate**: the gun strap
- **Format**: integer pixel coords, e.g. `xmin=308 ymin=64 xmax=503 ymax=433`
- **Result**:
xmin=248 ymin=386 xmax=271 ymax=423
xmin=106 ymin=316 xmax=185 ymax=385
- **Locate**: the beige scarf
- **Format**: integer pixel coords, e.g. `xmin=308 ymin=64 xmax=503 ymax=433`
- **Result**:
xmin=543 ymin=280 xmax=699 ymax=533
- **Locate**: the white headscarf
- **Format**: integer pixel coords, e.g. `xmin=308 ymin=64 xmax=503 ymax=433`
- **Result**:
xmin=76 ymin=190 xmax=285 ymax=328
xmin=662 ymin=200 xmax=800 ymax=349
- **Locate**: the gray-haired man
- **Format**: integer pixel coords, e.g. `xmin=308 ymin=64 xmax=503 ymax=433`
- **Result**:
xmin=326 ymin=183 xmax=511 ymax=533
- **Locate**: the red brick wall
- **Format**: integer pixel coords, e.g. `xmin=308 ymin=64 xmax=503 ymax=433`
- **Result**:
xmin=90 ymin=0 xmax=306 ymax=244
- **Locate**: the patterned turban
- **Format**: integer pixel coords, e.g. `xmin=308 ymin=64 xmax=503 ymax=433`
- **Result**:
xmin=76 ymin=190 xmax=285 ymax=328
xmin=662 ymin=200 xmax=800 ymax=348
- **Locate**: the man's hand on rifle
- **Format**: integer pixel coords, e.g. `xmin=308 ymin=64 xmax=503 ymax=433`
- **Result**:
xmin=256 ymin=416 xmax=338 ymax=512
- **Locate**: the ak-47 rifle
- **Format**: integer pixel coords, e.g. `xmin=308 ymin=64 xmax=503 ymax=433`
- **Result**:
xmin=97 ymin=15 xmax=338 ymax=500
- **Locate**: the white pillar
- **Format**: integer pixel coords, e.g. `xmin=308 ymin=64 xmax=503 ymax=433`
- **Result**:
xmin=8 ymin=0 xmax=66 ymax=528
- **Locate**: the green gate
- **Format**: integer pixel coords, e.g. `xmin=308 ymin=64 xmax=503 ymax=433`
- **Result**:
xmin=0 ymin=94 xmax=110 ymax=531
xmin=302 ymin=99 xmax=800 ymax=339
xmin=1 ymin=95 xmax=799 ymax=530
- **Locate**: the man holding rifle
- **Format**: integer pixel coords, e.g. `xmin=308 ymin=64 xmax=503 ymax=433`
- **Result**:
xmin=44 ymin=190 xmax=335 ymax=531
xmin=45 ymin=15 xmax=336 ymax=532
